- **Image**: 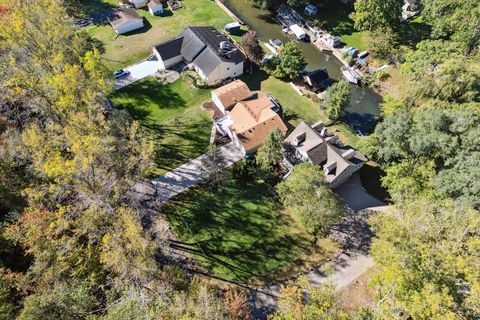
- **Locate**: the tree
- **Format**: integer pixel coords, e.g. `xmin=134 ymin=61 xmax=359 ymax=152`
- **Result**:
xmin=277 ymin=162 xmax=343 ymax=236
xmin=421 ymin=0 xmax=480 ymax=55
xmin=203 ymin=144 xmax=227 ymax=187
xmin=323 ymin=81 xmax=350 ymax=121
xmin=369 ymin=200 xmax=480 ymax=319
xmin=256 ymin=128 xmax=284 ymax=172
xmin=365 ymin=28 xmax=398 ymax=60
xmin=240 ymin=31 xmax=264 ymax=64
xmin=352 ymin=0 xmax=403 ymax=31
xmin=278 ymin=41 xmax=307 ymax=80
xmin=266 ymin=42 xmax=307 ymax=80
xmin=252 ymin=0 xmax=273 ymax=10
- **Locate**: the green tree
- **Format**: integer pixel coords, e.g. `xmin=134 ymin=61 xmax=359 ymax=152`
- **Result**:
xmin=365 ymin=27 xmax=398 ymax=60
xmin=277 ymin=162 xmax=343 ymax=236
xmin=252 ymin=0 xmax=273 ymax=10
xmin=421 ymin=0 xmax=480 ymax=55
xmin=370 ymin=200 xmax=480 ymax=319
xmin=352 ymin=0 xmax=403 ymax=31
xmin=323 ymin=81 xmax=351 ymax=121
xmin=267 ymin=41 xmax=307 ymax=80
xmin=256 ymin=128 xmax=284 ymax=172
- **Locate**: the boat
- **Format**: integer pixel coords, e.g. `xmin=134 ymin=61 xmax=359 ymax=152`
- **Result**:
xmin=289 ymin=24 xmax=307 ymax=41
xmin=268 ymin=38 xmax=283 ymax=49
xmin=341 ymin=66 xmax=360 ymax=85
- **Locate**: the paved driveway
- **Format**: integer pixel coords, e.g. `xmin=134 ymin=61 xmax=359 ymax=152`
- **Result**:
xmin=335 ymin=173 xmax=385 ymax=211
xmin=249 ymin=252 xmax=374 ymax=319
xmin=115 ymin=59 xmax=162 ymax=90
xmin=152 ymin=142 xmax=243 ymax=201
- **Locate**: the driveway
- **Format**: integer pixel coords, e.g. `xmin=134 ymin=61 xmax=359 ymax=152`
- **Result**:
xmin=152 ymin=142 xmax=243 ymax=201
xmin=335 ymin=173 xmax=385 ymax=212
xmin=248 ymin=252 xmax=374 ymax=319
xmin=114 ymin=59 xmax=163 ymax=90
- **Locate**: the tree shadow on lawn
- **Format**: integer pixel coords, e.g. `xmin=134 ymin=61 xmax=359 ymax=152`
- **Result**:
xmin=113 ymin=81 xmax=188 ymax=124
xmin=163 ymin=177 xmax=310 ymax=283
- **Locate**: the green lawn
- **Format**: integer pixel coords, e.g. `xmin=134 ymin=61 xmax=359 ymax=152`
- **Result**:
xmin=87 ymin=0 xmax=235 ymax=70
xmin=163 ymin=174 xmax=338 ymax=283
xmin=110 ymin=76 xmax=212 ymax=176
xmin=77 ymin=0 xmax=117 ymax=16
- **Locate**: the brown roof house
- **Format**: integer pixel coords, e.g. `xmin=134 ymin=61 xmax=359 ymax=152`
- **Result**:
xmin=206 ymin=80 xmax=287 ymax=155
xmin=108 ymin=8 xmax=144 ymax=35
xmin=285 ymin=121 xmax=366 ymax=188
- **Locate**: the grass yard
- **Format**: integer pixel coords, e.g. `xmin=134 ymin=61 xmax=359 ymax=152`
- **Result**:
xmin=163 ymin=174 xmax=338 ymax=283
xmin=77 ymin=0 xmax=117 ymax=16
xmin=240 ymin=70 xmax=360 ymax=147
xmin=110 ymin=76 xmax=212 ymax=176
xmin=86 ymin=0 xmax=235 ymax=70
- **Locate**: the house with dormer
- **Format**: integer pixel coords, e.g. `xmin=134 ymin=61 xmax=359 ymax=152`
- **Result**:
xmin=284 ymin=121 xmax=366 ymax=188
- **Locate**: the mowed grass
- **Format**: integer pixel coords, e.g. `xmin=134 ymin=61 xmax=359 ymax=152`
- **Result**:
xmin=163 ymin=174 xmax=338 ymax=283
xmin=86 ymin=0 xmax=235 ymax=70
xmin=110 ymin=76 xmax=212 ymax=175
xmin=241 ymin=70 xmax=360 ymax=146
xmin=78 ymin=0 xmax=117 ymax=16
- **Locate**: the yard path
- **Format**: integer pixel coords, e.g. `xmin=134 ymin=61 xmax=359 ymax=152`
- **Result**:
xmin=249 ymin=252 xmax=374 ymax=319
xmin=152 ymin=142 xmax=243 ymax=201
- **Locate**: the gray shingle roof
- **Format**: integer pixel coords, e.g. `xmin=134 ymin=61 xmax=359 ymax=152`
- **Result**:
xmin=153 ymin=36 xmax=183 ymax=60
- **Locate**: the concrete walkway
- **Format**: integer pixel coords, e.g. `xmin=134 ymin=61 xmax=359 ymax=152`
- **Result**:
xmin=249 ymin=252 xmax=374 ymax=319
xmin=115 ymin=59 xmax=162 ymax=90
xmin=152 ymin=142 xmax=243 ymax=201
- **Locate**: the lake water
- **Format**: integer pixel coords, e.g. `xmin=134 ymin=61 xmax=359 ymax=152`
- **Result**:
xmin=225 ymin=0 xmax=382 ymax=134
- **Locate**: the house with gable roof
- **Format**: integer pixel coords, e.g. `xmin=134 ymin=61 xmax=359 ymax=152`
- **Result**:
xmin=152 ymin=26 xmax=245 ymax=85
xmin=285 ymin=121 xmax=366 ymax=188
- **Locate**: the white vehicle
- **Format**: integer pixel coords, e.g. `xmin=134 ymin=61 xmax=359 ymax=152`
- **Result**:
xmin=113 ymin=69 xmax=130 ymax=79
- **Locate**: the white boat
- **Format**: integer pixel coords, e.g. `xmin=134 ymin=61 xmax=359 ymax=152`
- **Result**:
xmin=289 ymin=24 xmax=307 ymax=40
xmin=341 ymin=66 xmax=360 ymax=85
xmin=268 ymin=38 xmax=283 ymax=49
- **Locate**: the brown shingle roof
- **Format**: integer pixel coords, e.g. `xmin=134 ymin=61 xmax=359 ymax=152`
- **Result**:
xmin=212 ymin=80 xmax=253 ymax=109
xmin=229 ymin=91 xmax=287 ymax=153
xmin=108 ymin=8 xmax=142 ymax=28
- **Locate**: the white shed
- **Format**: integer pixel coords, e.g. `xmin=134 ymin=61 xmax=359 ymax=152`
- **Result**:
xmin=130 ymin=0 xmax=148 ymax=9
xmin=109 ymin=8 xmax=144 ymax=35
xmin=148 ymin=0 xmax=164 ymax=16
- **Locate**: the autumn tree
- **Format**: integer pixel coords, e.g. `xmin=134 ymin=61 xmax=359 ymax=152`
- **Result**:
xmin=256 ymin=128 xmax=284 ymax=172
xmin=277 ymin=162 xmax=343 ymax=237
xmin=323 ymin=80 xmax=351 ymax=121
xmin=240 ymin=31 xmax=264 ymax=64
xmin=369 ymin=200 xmax=480 ymax=319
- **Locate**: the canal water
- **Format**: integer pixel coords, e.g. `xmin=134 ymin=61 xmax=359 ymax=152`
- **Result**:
xmin=225 ymin=0 xmax=382 ymax=134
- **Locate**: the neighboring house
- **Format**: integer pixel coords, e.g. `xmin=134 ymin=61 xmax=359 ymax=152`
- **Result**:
xmin=285 ymin=122 xmax=366 ymax=188
xmin=304 ymin=68 xmax=330 ymax=91
xmin=108 ymin=8 xmax=144 ymax=35
xmin=130 ymin=0 xmax=148 ymax=8
xmin=152 ymin=27 xmax=245 ymax=85
xmin=205 ymin=80 xmax=288 ymax=155
xmin=148 ymin=0 xmax=164 ymax=15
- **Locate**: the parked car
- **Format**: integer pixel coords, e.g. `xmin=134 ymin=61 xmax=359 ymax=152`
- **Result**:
xmin=113 ymin=69 xmax=129 ymax=79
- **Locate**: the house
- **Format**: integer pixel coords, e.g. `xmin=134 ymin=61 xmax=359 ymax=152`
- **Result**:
xmin=130 ymin=0 xmax=148 ymax=8
xmin=304 ymin=4 xmax=317 ymax=16
xmin=304 ymin=68 xmax=330 ymax=91
xmin=152 ymin=27 xmax=245 ymax=85
xmin=206 ymin=80 xmax=288 ymax=154
xmin=148 ymin=0 xmax=164 ymax=16
xmin=108 ymin=8 xmax=144 ymax=35
xmin=285 ymin=122 xmax=366 ymax=188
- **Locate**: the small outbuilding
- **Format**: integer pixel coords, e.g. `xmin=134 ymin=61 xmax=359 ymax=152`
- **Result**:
xmin=130 ymin=0 xmax=148 ymax=9
xmin=304 ymin=4 xmax=317 ymax=16
xmin=304 ymin=68 xmax=330 ymax=91
xmin=148 ymin=0 xmax=164 ymax=16
xmin=108 ymin=8 xmax=144 ymax=35
xmin=224 ymin=22 xmax=241 ymax=35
